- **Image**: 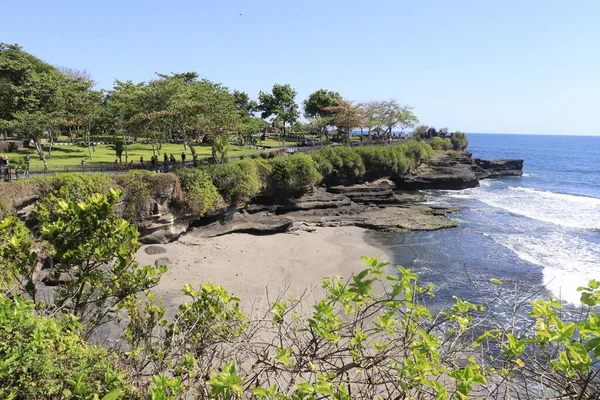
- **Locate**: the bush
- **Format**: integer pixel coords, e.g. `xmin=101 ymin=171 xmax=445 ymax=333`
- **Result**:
xmin=355 ymin=146 xmax=409 ymax=179
xmin=34 ymin=173 xmax=114 ymax=226
xmin=310 ymin=146 xmax=365 ymax=184
xmin=114 ymin=171 xmax=181 ymax=221
xmin=176 ymin=168 xmax=222 ymax=216
xmin=451 ymin=131 xmax=469 ymax=150
xmin=0 ymin=296 xmax=136 ymax=399
xmin=208 ymin=160 xmax=263 ymax=204
xmin=400 ymin=140 xmax=435 ymax=171
xmin=269 ymin=154 xmax=322 ymax=193
xmin=430 ymin=137 xmax=453 ymax=151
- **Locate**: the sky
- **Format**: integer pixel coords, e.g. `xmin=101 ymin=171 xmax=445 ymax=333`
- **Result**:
xmin=2 ymin=0 xmax=600 ymax=135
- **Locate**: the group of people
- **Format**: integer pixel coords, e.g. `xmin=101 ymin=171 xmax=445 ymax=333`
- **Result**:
xmin=112 ymin=152 xmax=188 ymax=172
xmin=0 ymin=154 xmax=30 ymax=180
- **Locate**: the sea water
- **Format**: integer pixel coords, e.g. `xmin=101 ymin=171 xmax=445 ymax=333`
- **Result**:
xmin=369 ymin=134 xmax=600 ymax=318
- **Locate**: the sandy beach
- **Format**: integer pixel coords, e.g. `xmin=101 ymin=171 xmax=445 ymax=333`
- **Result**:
xmin=136 ymin=227 xmax=390 ymax=311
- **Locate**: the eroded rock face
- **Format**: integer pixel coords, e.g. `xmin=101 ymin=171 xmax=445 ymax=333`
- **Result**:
xmin=328 ymin=180 xmax=427 ymax=204
xmin=396 ymin=155 xmax=480 ymax=190
xmin=472 ymin=158 xmax=524 ymax=179
xmin=394 ymin=153 xmax=524 ymax=190
xmin=184 ymin=212 xmax=293 ymax=239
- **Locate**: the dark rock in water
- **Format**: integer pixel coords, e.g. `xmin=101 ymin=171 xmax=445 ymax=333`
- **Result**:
xmin=144 ymin=245 xmax=168 ymax=255
xmin=396 ymin=155 xmax=479 ymax=190
xmin=395 ymin=153 xmax=524 ymax=190
xmin=185 ymin=211 xmax=293 ymax=238
xmin=472 ymin=158 xmax=524 ymax=179
xmin=155 ymin=257 xmax=172 ymax=268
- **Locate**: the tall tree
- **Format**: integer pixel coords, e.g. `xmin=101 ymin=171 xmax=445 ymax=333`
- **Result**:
xmin=303 ymin=89 xmax=342 ymax=119
xmin=257 ymin=84 xmax=299 ymax=135
xmin=323 ymin=100 xmax=365 ymax=143
xmin=233 ymin=90 xmax=257 ymax=117
xmin=361 ymin=99 xmax=418 ymax=136
xmin=0 ymin=43 xmax=66 ymax=159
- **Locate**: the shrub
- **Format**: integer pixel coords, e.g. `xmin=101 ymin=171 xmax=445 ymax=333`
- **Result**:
xmin=259 ymin=152 xmax=269 ymax=159
xmin=0 ymin=296 xmax=136 ymax=399
xmin=269 ymin=154 xmax=322 ymax=192
xmin=268 ymin=150 xmax=277 ymax=159
xmin=451 ymin=131 xmax=469 ymax=150
xmin=430 ymin=136 xmax=453 ymax=151
xmin=176 ymin=168 xmax=221 ymax=216
xmin=310 ymin=146 xmax=365 ymax=184
xmin=114 ymin=171 xmax=182 ymax=221
xmin=400 ymin=140 xmax=435 ymax=171
xmin=356 ymin=146 xmax=410 ymax=179
xmin=34 ymin=173 xmax=114 ymax=225
xmin=208 ymin=160 xmax=262 ymax=204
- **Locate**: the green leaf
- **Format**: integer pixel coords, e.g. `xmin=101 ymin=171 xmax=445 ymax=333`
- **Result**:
xmin=101 ymin=389 xmax=123 ymax=400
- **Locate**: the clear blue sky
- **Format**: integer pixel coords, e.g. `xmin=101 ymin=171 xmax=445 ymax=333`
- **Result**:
xmin=3 ymin=0 xmax=599 ymax=135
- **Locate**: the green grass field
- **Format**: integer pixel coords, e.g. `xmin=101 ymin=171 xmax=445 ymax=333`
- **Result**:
xmin=6 ymin=142 xmax=261 ymax=170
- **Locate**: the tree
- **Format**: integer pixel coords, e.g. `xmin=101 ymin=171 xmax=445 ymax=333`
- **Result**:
xmin=233 ymin=90 xmax=258 ymax=117
xmin=413 ymin=124 xmax=429 ymax=139
xmin=303 ymin=89 xmax=342 ymax=119
xmin=0 ymin=43 xmax=67 ymax=160
xmin=451 ymin=131 xmax=469 ymax=150
xmin=323 ymin=100 xmax=365 ymax=143
xmin=257 ymin=84 xmax=299 ymax=135
xmin=361 ymin=99 xmax=418 ymax=136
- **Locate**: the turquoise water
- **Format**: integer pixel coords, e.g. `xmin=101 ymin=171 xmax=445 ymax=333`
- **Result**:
xmin=369 ymin=134 xmax=600 ymax=315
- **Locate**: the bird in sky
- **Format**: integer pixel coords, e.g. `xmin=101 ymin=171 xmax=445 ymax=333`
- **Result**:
xmin=239 ymin=13 xmax=243 ymax=16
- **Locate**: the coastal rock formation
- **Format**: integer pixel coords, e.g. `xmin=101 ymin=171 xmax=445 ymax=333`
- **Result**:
xmin=328 ymin=179 xmax=427 ymax=204
xmin=185 ymin=211 xmax=293 ymax=239
xmin=395 ymin=153 xmax=524 ymax=190
xmin=472 ymin=158 xmax=524 ymax=179
xmin=396 ymin=155 xmax=479 ymax=190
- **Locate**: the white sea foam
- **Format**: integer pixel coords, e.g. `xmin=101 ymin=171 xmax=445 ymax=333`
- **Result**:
xmin=477 ymin=187 xmax=600 ymax=230
xmin=490 ymin=231 xmax=600 ymax=304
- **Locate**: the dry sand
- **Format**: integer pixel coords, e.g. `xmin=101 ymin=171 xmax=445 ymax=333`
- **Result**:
xmin=136 ymin=227 xmax=391 ymax=311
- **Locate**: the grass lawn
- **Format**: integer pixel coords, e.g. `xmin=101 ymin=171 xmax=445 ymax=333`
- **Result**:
xmin=7 ymin=142 xmax=260 ymax=170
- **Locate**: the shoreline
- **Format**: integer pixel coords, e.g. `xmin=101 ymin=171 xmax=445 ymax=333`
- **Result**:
xmin=136 ymin=226 xmax=393 ymax=311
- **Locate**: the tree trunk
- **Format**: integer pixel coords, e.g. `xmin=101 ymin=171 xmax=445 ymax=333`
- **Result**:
xmin=190 ymin=143 xmax=198 ymax=166
xmin=48 ymin=130 xmax=54 ymax=156
xmin=122 ymin=131 xmax=128 ymax=163
xmin=35 ymin=141 xmax=45 ymax=160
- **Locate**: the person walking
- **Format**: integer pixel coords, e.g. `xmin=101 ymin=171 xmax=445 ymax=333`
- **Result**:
xmin=24 ymin=154 xmax=30 ymax=178
xmin=181 ymin=152 xmax=186 ymax=166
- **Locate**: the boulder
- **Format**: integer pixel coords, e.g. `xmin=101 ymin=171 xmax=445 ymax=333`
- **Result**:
xmin=184 ymin=211 xmax=293 ymax=239
xmin=138 ymin=213 xmax=189 ymax=244
xmin=144 ymin=245 xmax=168 ymax=255
xmin=155 ymin=257 xmax=172 ymax=268
xmin=472 ymin=158 xmax=524 ymax=179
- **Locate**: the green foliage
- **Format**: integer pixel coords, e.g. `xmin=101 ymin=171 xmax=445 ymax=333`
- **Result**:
xmin=355 ymin=146 xmax=409 ymax=179
xmin=0 ymin=296 xmax=135 ymax=399
xmin=0 ymin=216 xmax=36 ymax=296
xmin=303 ymin=89 xmax=342 ymax=119
xmin=451 ymin=131 xmax=469 ymax=150
xmin=430 ymin=136 xmax=453 ymax=151
xmin=269 ymin=154 xmax=322 ymax=193
xmin=208 ymin=159 xmax=263 ymax=204
xmin=258 ymin=84 xmax=299 ymax=134
xmin=311 ymin=146 xmax=365 ymax=183
xmin=114 ymin=171 xmax=180 ymax=221
xmin=34 ymin=173 xmax=114 ymax=225
xmin=176 ymin=168 xmax=221 ymax=216
xmin=39 ymin=189 xmax=164 ymax=337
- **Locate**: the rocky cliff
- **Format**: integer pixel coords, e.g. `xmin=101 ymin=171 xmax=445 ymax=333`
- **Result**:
xmin=395 ymin=153 xmax=523 ymax=190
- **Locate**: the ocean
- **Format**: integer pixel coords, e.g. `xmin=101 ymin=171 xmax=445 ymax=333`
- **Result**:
xmin=368 ymin=133 xmax=600 ymax=317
